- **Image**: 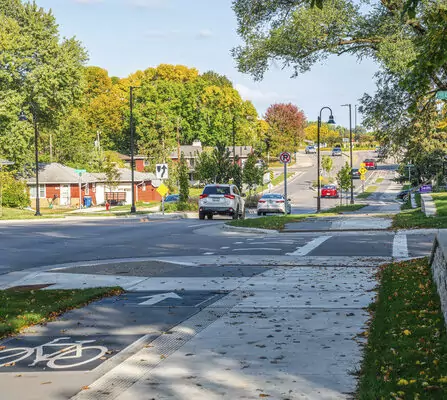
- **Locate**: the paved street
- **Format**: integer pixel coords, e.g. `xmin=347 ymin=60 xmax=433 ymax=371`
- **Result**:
xmin=0 ymin=154 xmax=437 ymax=400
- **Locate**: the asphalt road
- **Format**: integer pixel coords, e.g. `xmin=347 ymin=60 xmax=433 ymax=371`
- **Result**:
xmin=0 ymin=218 xmax=435 ymax=274
xmin=270 ymin=150 xmax=381 ymax=213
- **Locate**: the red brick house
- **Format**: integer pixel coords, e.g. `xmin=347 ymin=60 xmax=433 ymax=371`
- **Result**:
xmin=26 ymin=163 xmax=98 ymax=208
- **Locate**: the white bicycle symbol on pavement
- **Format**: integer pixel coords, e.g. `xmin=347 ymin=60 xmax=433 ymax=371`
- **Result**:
xmin=0 ymin=337 xmax=108 ymax=369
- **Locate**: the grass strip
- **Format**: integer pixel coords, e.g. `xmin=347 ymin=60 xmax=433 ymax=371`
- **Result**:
xmin=375 ymin=178 xmax=384 ymax=184
xmin=357 ymin=258 xmax=447 ymax=399
xmin=0 ymin=287 xmax=123 ymax=338
xmin=357 ymin=185 xmax=379 ymax=199
xmin=392 ymin=209 xmax=447 ymax=229
xmin=227 ymin=204 xmax=367 ymax=230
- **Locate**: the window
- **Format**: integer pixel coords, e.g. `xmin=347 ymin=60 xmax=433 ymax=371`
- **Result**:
xmin=29 ymin=185 xmax=46 ymax=198
xmin=85 ymin=185 xmax=90 ymax=195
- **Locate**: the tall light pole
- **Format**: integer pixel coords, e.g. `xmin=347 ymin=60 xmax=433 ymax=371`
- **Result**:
xmin=19 ymin=106 xmax=41 ymax=216
xmin=129 ymin=86 xmax=141 ymax=214
xmin=232 ymin=114 xmax=236 ymax=164
xmin=317 ymin=107 xmax=336 ymax=212
xmin=342 ymin=104 xmax=354 ymax=204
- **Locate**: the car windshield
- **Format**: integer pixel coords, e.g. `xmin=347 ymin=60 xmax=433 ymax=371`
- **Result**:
xmin=307 ymin=146 xmax=314 ymax=149
xmin=364 ymin=159 xmax=374 ymax=162
xmin=323 ymin=185 xmax=336 ymax=189
xmin=352 ymin=169 xmax=359 ymax=172
xmin=333 ymin=148 xmax=341 ymax=151
xmin=203 ymin=186 xmax=231 ymax=195
xmin=261 ymin=194 xmax=283 ymax=200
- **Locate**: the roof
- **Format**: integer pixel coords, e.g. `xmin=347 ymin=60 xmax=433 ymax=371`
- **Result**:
xmin=227 ymin=146 xmax=253 ymax=158
xmin=116 ymin=153 xmax=146 ymax=161
xmin=26 ymin=163 xmax=98 ymax=184
xmin=91 ymin=168 xmax=160 ymax=186
xmin=170 ymin=145 xmax=203 ymax=159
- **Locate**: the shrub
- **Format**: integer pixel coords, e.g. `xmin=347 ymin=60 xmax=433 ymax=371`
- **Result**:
xmin=245 ymin=193 xmax=261 ymax=208
xmin=0 ymin=172 xmax=30 ymax=208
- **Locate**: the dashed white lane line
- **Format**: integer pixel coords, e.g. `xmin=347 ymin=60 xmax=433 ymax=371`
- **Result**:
xmin=392 ymin=234 xmax=408 ymax=258
xmin=203 ymin=252 xmax=215 ymax=255
xmin=286 ymin=236 xmax=332 ymax=256
xmin=220 ymin=246 xmax=230 ymax=249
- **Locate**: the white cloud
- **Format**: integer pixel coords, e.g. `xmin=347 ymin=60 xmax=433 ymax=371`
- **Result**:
xmin=196 ymin=29 xmax=213 ymax=39
xmin=235 ymin=83 xmax=282 ymax=103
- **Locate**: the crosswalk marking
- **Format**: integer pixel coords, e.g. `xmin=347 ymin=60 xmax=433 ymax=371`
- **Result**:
xmin=392 ymin=234 xmax=408 ymax=258
xmin=286 ymin=236 xmax=332 ymax=256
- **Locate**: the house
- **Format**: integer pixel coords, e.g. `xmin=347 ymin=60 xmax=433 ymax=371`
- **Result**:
xmin=118 ymin=154 xmax=147 ymax=173
xmin=26 ymin=163 xmax=162 ymax=208
xmin=26 ymin=163 xmax=98 ymax=208
xmin=226 ymin=146 xmax=254 ymax=166
xmin=91 ymin=169 xmax=162 ymax=205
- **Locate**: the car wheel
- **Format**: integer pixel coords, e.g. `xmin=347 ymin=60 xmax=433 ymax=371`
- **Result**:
xmin=240 ymin=208 xmax=246 ymax=220
xmin=232 ymin=207 xmax=239 ymax=220
xmin=199 ymin=213 xmax=205 ymax=220
xmin=257 ymin=211 xmax=261 ymax=216
xmin=207 ymin=214 xmax=213 ymax=220
xmin=263 ymin=212 xmax=266 ymax=216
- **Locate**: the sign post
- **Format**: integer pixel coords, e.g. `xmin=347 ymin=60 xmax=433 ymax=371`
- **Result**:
xmin=74 ymin=169 xmax=87 ymax=210
xmin=279 ymin=152 xmax=291 ymax=212
xmin=156 ymin=183 xmax=169 ymax=215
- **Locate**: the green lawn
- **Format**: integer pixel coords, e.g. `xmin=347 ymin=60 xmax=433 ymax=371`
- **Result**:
xmin=227 ymin=204 xmax=367 ymax=230
xmin=357 ymin=185 xmax=378 ymax=199
xmin=375 ymin=178 xmax=384 ymax=184
xmin=0 ymin=287 xmax=123 ymax=338
xmin=357 ymin=258 xmax=447 ymax=399
xmin=0 ymin=207 xmax=66 ymax=220
xmin=392 ymin=192 xmax=447 ymax=229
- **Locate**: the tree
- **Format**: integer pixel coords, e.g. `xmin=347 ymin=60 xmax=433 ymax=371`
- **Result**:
xmin=103 ymin=155 xmax=120 ymax=200
xmin=264 ymin=103 xmax=306 ymax=156
xmin=336 ymin=162 xmax=352 ymax=205
xmin=321 ymin=156 xmax=333 ymax=177
xmin=0 ymin=0 xmax=87 ymax=172
xmin=232 ymin=156 xmax=243 ymax=192
xmin=178 ymin=152 xmax=190 ymax=207
xmin=243 ymin=152 xmax=264 ymax=192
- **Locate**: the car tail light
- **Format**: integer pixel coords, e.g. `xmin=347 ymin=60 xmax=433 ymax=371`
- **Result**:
xmin=224 ymin=194 xmax=235 ymax=200
xmin=199 ymin=194 xmax=208 ymax=199
xmin=276 ymin=200 xmax=284 ymax=203
xmin=258 ymin=200 xmax=266 ymax=203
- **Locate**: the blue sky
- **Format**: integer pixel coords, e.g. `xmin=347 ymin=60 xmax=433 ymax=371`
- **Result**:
xmin=37 ymin=0 xmax=379 ymax=128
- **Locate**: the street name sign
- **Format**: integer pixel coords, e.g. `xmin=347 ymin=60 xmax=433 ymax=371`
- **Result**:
xmin=279 ymin=152 xmax=291 ymax=164
xmin=156 ymin=164 xmax=169 ymax=179
xmin=156 ymin=183 xmax=169 ymax=197
xmin=436 ymin=91 xmax=447 ymax=100
xmin=74 ymin=169 xmax=86 ymax=176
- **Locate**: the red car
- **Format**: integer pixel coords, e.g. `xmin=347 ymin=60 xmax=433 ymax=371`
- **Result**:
xmin=363 ymin=159 xmax=377 ymax=170
xmin=321 ymin=184 xmax=339 ymax=198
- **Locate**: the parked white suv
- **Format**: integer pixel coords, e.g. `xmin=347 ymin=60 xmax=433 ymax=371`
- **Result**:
xmin=198 ymin=184 xmax=245 ymax=220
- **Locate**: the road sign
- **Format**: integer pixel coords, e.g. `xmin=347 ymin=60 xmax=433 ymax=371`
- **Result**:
xmin=74 ymin=169 xmax=86 ymax=176
xmin=359 ymin=167 xmax=367 ymax=175
xmin=156 ymin=183 xmax=169 ymax=197
xmin=436 ymin=91 xmax=447 ymax=100
xmin=156 ymin=164 xmax=169 ymax=179
xmin=342 ymin=138 xmax=349 ymax=143
xmin=279 ymin=152 xmax=291 ymax=164
xmin=360 ymin=173 xmax=366 ymax=181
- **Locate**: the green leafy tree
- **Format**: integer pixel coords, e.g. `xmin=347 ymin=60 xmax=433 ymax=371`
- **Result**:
xmin=178 ymin=152 xmax=190 ymax=207
xmin=0 ymin=172 xmax=30 ymax=208
xmin=103 ymin=155 xmax=120 ymax=199
xmin=321 ymin=155 xmax=333 ymax=177
xmin=243 ymin=152 xmax=264 ymax=192
xmin=0 ymin=0 xmax=87 ymax=172
xmin=336 ymin=162 xmax=352 ymax=205
xmin=195 ymin=143 xmax=233 ymax=184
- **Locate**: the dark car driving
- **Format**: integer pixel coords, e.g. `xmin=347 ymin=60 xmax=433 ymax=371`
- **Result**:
xmin=351 ymin=168 xmax=361 ymax=179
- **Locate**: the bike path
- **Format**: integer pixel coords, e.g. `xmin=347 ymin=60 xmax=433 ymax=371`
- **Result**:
xmin=0 ymin=289 xmax=227 ymax=400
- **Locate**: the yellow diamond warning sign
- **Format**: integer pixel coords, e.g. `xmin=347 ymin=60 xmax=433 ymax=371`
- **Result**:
xmin=156 ymin=183 xmax=169 ymax=197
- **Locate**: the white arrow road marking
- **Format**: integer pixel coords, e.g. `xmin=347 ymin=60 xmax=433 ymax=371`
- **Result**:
xmin=138 ymin=292 xmax=182 ymax=306
xmin=286 ymin=236 xmax=332 ymax=256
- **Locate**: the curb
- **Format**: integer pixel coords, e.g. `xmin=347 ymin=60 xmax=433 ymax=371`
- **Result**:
xmin=222 ymin=223 xmax=279 ymax=235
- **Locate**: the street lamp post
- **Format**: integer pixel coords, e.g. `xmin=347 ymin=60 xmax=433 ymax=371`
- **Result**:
xmin=19 ymin=106 xmax=41 ymax=216
xmin=317 ymin=107 xmax=336 ymax=212
xmin=129 ymin=86 xmax=141 ymax=214
xmin=232 ymin=114 xmax=236 ymax=164
xmin=342 ymin=104 xmax=354 ymax=204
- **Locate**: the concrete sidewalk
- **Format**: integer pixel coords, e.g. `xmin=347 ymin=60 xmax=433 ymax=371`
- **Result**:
xmin=0 ymin=257 xmax=377 ymax=400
